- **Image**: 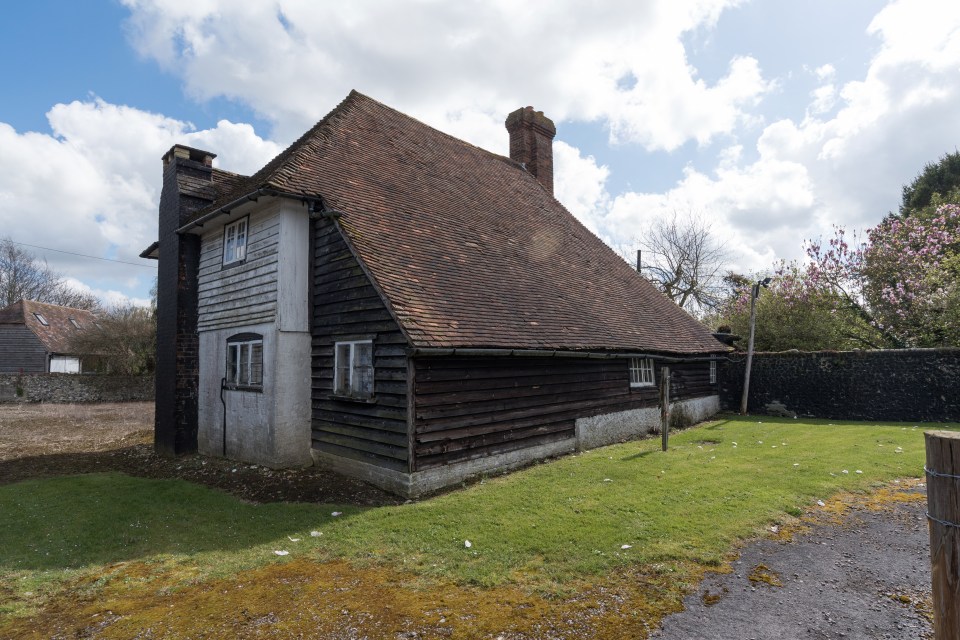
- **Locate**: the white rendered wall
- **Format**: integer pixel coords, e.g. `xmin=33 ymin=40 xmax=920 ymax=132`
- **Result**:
xmin=575 ymin=395 xmax=720 ymax=451
xmin=196 ymin=199 xmax=312 ymax=468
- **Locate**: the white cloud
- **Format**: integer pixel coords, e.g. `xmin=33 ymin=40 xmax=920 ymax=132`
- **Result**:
xmin=63 ymin=277 xmax=152 ymax=310
xmin=553 ymin=141 xmax=610 ymax=235
xmin=121 ymin=0 xmax=768 ymax=151
xmin=549 ymin=0 xmax=960 ymax=277
xmin=0 ymin=99 xmax=282 ymax=305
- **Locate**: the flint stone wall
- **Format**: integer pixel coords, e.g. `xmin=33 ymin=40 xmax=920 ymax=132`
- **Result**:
xmin=0 ymin=373 xmax=154 ymax=403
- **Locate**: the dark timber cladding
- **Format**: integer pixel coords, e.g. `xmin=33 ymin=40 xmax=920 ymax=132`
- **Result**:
xmin=310 ymin=218 xmax=409 ymax=472
xmin=0 ymin=326 xmax=46 ymax=372
xmin=411 ymin=356 xmax=716 ymax=471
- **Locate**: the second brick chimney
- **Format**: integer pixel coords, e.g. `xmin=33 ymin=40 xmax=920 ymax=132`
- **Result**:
xmin=505 ymin=106 xmax=556 ymax=195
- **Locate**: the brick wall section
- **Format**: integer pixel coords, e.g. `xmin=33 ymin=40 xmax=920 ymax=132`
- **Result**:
xmin=154 ymin=148 xmax=212 ymax=456
xmin=0 ymin=373 xmax=154 ymax=403
xmin=719 ymin=348 xmax=960 ymax=421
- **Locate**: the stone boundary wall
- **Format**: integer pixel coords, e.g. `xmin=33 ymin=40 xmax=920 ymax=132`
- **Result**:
xmin=0 ymin=373 xmax=154 ymax=403
xmin=719 ymin=348 xmax=960 ymax=422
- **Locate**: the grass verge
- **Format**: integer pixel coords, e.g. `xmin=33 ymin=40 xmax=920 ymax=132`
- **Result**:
xmin=0 ymin=416 xmax=954 ymax=635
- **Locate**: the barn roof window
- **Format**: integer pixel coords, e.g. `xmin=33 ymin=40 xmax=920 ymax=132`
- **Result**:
xmin=33 ymin=313 xmax=49 ymax=326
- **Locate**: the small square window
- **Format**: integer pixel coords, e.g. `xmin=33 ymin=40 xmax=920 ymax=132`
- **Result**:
xmin=710 ymin=360 xmax=717 ymax=384
xmin=334 ymin=340 xmax=374 ymax=399
xmin=33 ymin=313 xmax=49 ymax=326
xmin=222 ymin=217 xmax=248 ymax=266
xmin=629 ymin=357 xmax=655 ymax=387
xmin=226 ymin=333 xmax=263 ymax=389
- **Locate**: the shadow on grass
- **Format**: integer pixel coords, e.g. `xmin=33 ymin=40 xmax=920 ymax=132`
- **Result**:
xmin=622 ymin=449 xmax=659 ymax=461
xmin=0 ymin=473 xmax=353 ymax=572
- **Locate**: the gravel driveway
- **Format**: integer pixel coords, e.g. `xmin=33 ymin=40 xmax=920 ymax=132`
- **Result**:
xmin=653 ymin=486 xmax=932 ymax=640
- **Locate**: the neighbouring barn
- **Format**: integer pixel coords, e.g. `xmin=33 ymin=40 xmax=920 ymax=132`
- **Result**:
xmin=143 ymin=91 xmax=728 ymax=497
xmin=0 ymin=299 xmax=97 ymax=373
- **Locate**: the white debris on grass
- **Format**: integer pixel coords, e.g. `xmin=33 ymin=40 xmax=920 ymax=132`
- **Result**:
xmin=621 ymin=544 xmax=632 ymax=550
xmin=288 ymin=536 xmax=301 ymax=542
xmin=331 ymin=512 xmax=343 ymax=517
xmin=310 ymin=531 xmax=322 ymax=537
xmin=274 ymin=550 xmax=289 ymax=556
xmin=817 ymin=500 xmax=825 ymax=507
xmin=464 ymin=540 xmax=472 ymax=548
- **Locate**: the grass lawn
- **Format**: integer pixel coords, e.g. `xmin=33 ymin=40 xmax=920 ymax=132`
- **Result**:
xmin=1 ymin=415 xmax=955 ymax=636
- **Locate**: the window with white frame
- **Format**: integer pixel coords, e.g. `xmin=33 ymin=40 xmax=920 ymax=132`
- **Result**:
xmin=334 ymin=340 xmax=374 ymax=399
xmin=222 ymin=217 xmax=248 ymax=266
xmin=226 ymin=333 xmax=263 ymax=389
xmin=710 ymin=359 xmax=717 ymax=384
xmin=33 ymin=313 xmax=49 ymax=326
xmin=629 ymin=357 xmax=655 ymax=387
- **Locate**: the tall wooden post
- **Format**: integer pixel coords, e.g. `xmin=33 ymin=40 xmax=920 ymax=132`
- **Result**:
xmin=740 ymin=282 xmax=759 ymax=414
xmin=925 ymin=430 xmax=960 ymax=639
xmin=660 ymin=366 xmax=670 ymax=452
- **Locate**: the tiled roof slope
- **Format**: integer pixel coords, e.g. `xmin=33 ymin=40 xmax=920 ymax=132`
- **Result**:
xmin=197 ymin=91 xmax=725 ymax=354
xmin=0 ymin=300 xmax=98 ymax=354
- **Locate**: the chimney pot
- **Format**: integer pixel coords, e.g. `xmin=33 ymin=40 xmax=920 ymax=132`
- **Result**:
xmin=163 ymin=144 xmax=217 ymax=167
xmin=505 ymin=106 xmax=556 ymax=195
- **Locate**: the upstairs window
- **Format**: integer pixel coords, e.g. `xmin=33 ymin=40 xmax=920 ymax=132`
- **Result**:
xmin=334 ymin=340 xmax=374 ymax=399
xmin=223 ymin=217 xmax=248 ymax=266
xmin=629 ymin=357 xmax=655 ymax=388
xmin=226 ymin=332 xmax=263 ymax=389
xmin=710 ymin=359 xmax=717 ymax=384
xmin=33 ymin=313 xmax=49 ymax=326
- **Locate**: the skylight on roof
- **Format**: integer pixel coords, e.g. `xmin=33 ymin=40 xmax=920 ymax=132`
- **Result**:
xmin=33 ymin=313 xmax=48 ymax=326
xmin=69 ymin=318 xmax=81 ymax=329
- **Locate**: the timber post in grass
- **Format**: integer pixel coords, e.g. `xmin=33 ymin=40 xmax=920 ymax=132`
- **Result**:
xmin=660 ymin=366 xmax=670 ymax=451
xmin=925 ymin=429 xmax=960 ymax=639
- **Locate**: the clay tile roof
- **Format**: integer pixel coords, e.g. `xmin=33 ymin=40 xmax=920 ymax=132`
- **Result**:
xmin=199 ymin=91 xmax=726 ymax=355
xmin=0 ymin=300 xmax=98 ymax=354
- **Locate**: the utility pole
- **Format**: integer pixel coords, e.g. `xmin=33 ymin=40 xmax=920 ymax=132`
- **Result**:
xmin=740 ymin=278 xmax=770 ymax=414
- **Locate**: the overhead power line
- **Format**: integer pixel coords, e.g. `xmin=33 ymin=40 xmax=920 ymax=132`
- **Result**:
xmin=8 ymin=240 xmax=157 ymax=269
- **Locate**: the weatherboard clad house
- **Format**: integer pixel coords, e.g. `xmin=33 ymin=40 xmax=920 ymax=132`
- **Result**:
xmin=145 ymin=90 xmax=728 ymax=497
xmin=0 ymin=300 xmax=97 ymax=373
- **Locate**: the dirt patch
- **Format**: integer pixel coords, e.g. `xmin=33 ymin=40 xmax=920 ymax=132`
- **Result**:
xmin=0 ymin=402 xmax=400 ymax=506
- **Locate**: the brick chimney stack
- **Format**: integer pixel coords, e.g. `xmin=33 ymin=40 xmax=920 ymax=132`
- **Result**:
xmin=155 ymin=144 xmax=217 ymax=457
xmin=505 ymin=106 xmax=556 ymax=195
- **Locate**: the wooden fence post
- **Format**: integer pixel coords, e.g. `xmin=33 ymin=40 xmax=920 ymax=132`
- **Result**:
xmin=660 ymin=366 xmax=670 ymax=452
xmin=925 ymin=430 xmax=960 ymax=639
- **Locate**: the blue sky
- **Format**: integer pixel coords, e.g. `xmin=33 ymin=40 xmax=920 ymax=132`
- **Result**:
xmin=1 ymin=0 xmax=958 ymax=307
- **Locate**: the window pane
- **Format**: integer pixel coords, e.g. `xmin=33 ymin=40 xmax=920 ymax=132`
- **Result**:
xmin=224 ymin=225 xmax=236 ymax=263
xmin=250 ymin=343 xmax=263 ymax=385
xmin=335 ymin=343 xmax=351 ymax=395
xmin=226 ymin=344 xmax=239 ymax=383
xmin=642 ymin=359 xmax=653 ymax=384
xmin=235 ymin=220 xmax=247 ymax=260
xmin=239 ymin=343 xmax=250 ymax=384
xmin=354 ymin=342 xmax=374 ymax=396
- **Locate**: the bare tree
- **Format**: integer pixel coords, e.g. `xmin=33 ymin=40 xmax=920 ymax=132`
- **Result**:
xmin=68 ymin=304 xmax=155 ymax=375
xmin=628 ymin=212 xmax=732 ymax=316
xmin=0 ymin=237 xmax=100 ymax=310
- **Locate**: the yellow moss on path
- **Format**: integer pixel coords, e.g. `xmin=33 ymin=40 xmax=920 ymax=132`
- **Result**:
xmin=2 ymin=559 xmax=703 ymax=639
